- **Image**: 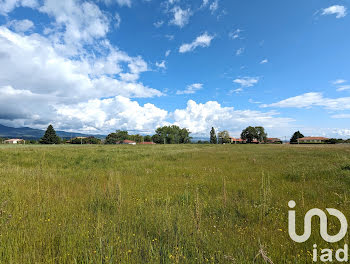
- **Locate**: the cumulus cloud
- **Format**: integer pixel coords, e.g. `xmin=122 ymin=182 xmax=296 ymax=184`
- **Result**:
xmin=176 ymin=83 xmax=203 ymax=95
xmin=0 ymin=0 xmax=163 ymax=130
xmin=7 ymin=19 xmax=34 ymax=32
xmin=38 ymin=0 xmax=111 ymax=55
xmin=165 ymin=50 xmax=171 ymax=57
xmin=55 ymin=96 xmax=168 ymax=133
xmin=322 ymin=5 xmax=347 ymax=18
xmin=173 ymin=100 xmax=294 ymax=136
xmin=261 ymin=92 xmax=350 ymax=111
xmin=179 ymin=32 xmax=214 ymax=53
xmin=0 ymin=0 xmax=38 ymax=15
xmin=169 ymin=6 xmax=192 ymax=28
xmin=260 ymin=59 xmax=268 ymax=64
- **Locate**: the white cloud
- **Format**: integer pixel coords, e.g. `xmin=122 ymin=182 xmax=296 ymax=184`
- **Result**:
xmin=153 ymin=20 xmax=164 ymax=28
xmin=7 ymin=19 xmax=34 ymax=32
xmin=233 ymin=77 xmax=259 ymax=88
xmin=165 ymin=50 xmax=171 ymax=57
xmin=100 ymin=0 xmax=132 ymax=7
xmin=333 ymin=79 xmax=347 ymax=85
xmin=209 ymin=0 xmax=218 ymax=13
xmin=236 ymin=47 xmax=244 ymax=55
xmin=114 ymin=13 xmax=121 ymax=28
xmin=173 ymin=100 xmax=294 ymax=136
xmin=322 ymin=5 xmax=347 ymax=18
xmin=55 ymin=96 xmax=168 ymax=133
xmin=261 ymin=92 xmax=350 ymax=111
xmin=176 ymin=83 xmax=203 ymax=95
xmin=337 ymin=85 xmax=350 ymax=92
xmin=331 ymin=114 xmax=350 ymax=119
xmin=179 ymin=32 xmax=214 ymax=53
xmin=0 ymin=0 xmax=38 ymax=15
xmin=169 ymin=6 xmax=192 ymax=28
xmin=156 ymin=60 xmax=166 ymax=69
xmin=229 ymin=28 xmax=242 ymax=39
xmin=0 ymin=22 xmax=162 ymax=128
xmin=201 ymin=0 xmax=209 ymax=7
xmin=38 ymin=0 xmax=111 ymax=56
xmin=165 ymin=34 xmax=174 ymax=40
xmin=260 ymin=59 xmax=268 ymax=64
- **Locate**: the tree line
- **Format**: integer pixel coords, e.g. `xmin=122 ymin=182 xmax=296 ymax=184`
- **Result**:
xmin=3 ymin=124 xmax=349 ymax=145
xmin=35 ymin=124 xmax=191 ymax=144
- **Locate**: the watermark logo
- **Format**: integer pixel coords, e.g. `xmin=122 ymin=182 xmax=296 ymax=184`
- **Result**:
xmin=288 ymin=200 xmax=349 ymax=262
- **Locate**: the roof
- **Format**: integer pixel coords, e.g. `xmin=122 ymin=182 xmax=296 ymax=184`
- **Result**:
xmin=230 ymin=138 xmax=245 ymax=142
xmin=123 ymin=140 xmax=136 ymax=143
xmin=298 ymin=137 xmax=329 ymax=141
xmin=4 ymin=139 xmax=24 ymax=142
xmin=267 ymin=138 xmax=282 ymax=141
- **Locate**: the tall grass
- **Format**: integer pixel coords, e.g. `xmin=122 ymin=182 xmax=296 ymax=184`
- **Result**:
xmin=0 ymin=144 xmax=349 ymax=263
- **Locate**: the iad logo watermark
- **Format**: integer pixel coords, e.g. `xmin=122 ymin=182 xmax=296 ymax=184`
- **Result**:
xmin=288 ymin=200 xmax=349 ymax=262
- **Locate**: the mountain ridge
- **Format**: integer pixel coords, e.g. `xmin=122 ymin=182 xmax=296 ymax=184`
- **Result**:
xmin=0 ymin=124 xmax=106 ymax=140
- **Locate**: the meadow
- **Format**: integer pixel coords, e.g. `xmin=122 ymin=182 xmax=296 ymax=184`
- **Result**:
xmin=0 ymin=144 xmax=350 ymax=263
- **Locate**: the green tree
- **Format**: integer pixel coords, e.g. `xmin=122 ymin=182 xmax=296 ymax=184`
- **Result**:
xmin=128 ymin=134 xmax=144 ymax=143
xmin=241 ymin=126 xmax=268 ymax=143
xmin=218 ymin=130 xmax=231 ymax=144
xmin=241 ymin=126 xmax=257 ymax=143
xmin=152 ymin=125 xmax=191 ymax=144
xmin=71 ymin=137 xmax=101 ymax=144
xmin=144 ymin=135 xmax=152 ymax=142
xmin=40 ymin=125 xmax=61 ymax=144
xmin=255 ymin=126 xmax=267 ymax=143
xmin=210 ymin=127 xmax=217 ymax=144
xmin=105 ymin=130 xmax=129 ymax=144
xmin=290 ymin=131 xmax=304 ymax=144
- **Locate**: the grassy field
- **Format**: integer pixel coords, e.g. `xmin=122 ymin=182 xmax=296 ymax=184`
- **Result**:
xmin=0 ymin=144 xmax=350 ymax=263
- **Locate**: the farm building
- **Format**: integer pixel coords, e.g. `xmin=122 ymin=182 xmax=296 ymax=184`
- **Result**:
xmin=4 ymin=139 xmax=25 ymax=144
xmin=117 ymin=140 xmax=136 ymax=145
xmin=230 ymin=138 xmax=246 ymax=144
xmin=297 ymin=137 xmax=329 ymax=144
xmin=267 ymin=138 xmax=282 ymax=144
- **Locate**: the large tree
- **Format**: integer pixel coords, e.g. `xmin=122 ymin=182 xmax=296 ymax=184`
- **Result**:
xmin=255 ymin=126 xmax=267 ymax=143
xmin=218 ymin=130 xmax=231 ymax=144
xmin=210 ymin=127 xmax=217 ymax=144
xmin=241 ymin=126 xmax=268 ymax=143
xmin=241 ymin=126 xmax=258 ymax=143
xmin=40 ymin=125 xmax=61 ymax=144
xmin=71 ymin=137 xmax=101 ymax=144
xmin=152 ymin=125 xmax=191 ymax=144
xmin=290 ymin=131 xmax=304 ymax=144
xmin=143 ymin=135 xmax=152 ymax=142
xmin=105 ymin=130 xmax=129 ymax=144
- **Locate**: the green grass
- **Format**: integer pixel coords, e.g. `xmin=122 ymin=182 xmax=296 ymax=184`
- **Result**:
xmin=0 ymin=144 xmax=350 ymax=263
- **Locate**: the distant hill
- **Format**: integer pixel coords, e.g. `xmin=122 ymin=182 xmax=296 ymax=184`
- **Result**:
xmin=0 ymin=124 xmax=106 ymax=140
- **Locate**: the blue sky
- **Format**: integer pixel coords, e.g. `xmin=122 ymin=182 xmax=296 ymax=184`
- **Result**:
xmin=0 ymin=0 xmax=349 ymax=138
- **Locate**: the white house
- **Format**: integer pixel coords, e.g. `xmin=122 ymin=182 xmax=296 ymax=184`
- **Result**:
xmin=4 ymin=139 xmax=25 ymax=144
